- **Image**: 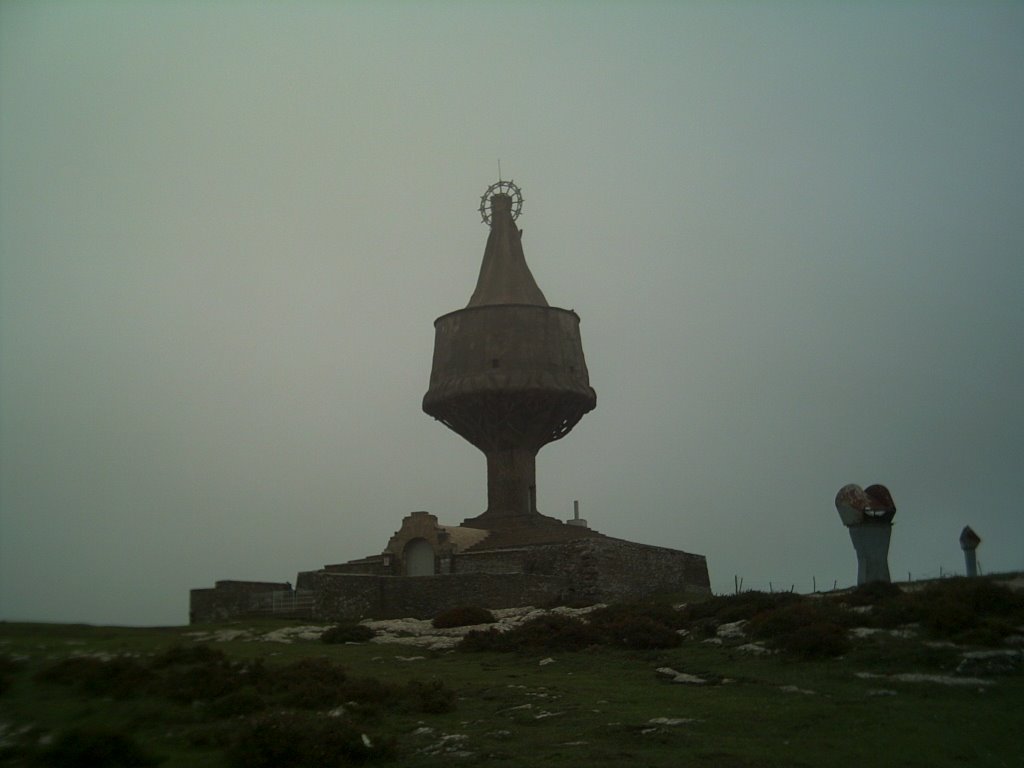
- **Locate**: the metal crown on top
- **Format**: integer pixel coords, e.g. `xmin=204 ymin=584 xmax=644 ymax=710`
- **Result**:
xmin=479 ymin=180 xmax=523 ymax=225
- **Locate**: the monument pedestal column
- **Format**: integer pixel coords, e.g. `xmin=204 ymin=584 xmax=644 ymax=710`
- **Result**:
xmin=848 ymin=523 xmax=892 ymax=585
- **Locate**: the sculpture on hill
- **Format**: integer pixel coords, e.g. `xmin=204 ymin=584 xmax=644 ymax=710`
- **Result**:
xmin=835 ymin=483 xmax=896 ymax=584
xmin=959 ymin=525 xmax=981 ymax=577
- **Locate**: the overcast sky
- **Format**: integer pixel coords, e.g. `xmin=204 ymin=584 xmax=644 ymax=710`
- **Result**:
xmin=2 ymin=2 xmax=1021 ymax=626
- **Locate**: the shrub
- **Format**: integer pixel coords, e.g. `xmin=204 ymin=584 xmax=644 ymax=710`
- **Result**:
xmin=682 ymin=591 xmax=801 ymax=625
xmin=0 ymin=654 xmax=19 ymax=695
xmin=432 ymin=606 xmax=496 ymax=628
xmin=587 ymin=604 xmax=686 ymax=649
xmin=37 ymin=727 xmax=160 ymax=768
xmin=748 ymin=601 xmax=851 ymax=639
xmin=153 ymin=649 xmax=259 ymax=704
xmin=923 ymin=578 xmax=1024 ymax=618
xmin=871 ymin=597 xmax=919 ymax=629
xmin=150 ymin=644 xmax=227 ymax=668
xmin=688 ymin=617 xmax=720 ymax=639
xmin=588 ymin=602 xmax=687 ymax=631
xmin=266 ymin=657 xmax=351 ymax=710
xmin=35 ymin=656 xmax=154 ymax=699
xmin=459 ymin=627 xmax=507 ymax=652
xmin=460 ymin=614 xmax=600 ymax=653
xmin=748 ymin=601 xmax=852 ymax=658
xmin=206 ymin=688 xmax=267 ymax=719
xmin=158 ymin=662 xmax=252 ymax=704
xmin=404 ymin=679 xmax=456 ymax=714
xmin=873 ymin=578 xmax=1024 ymax=640
xmin=774 ymin=622 xmax=851 ymax=659
xmin=339 ymin=675 xmax=394 ymax=709
xmin=595 ymin=615 xmax=682 ymax=650
xmin=226 ymin=712 xmax=394 ymax=768
xmin=843 ymin=581 xmax=903 ymax=607
xmin=321 ymin=624 xmax=376 ymax=644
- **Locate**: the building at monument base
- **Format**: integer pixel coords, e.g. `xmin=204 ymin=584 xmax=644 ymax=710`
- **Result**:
xmin=190 ymin=512 xmax=710 ymax=623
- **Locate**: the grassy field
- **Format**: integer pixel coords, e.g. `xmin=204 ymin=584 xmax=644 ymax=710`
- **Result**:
xmin=1 ymin=577 xmax=1022 ymax=767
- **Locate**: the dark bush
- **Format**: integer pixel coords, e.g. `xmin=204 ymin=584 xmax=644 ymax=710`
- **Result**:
xmin=682 ymin=591 xmax=802 ymax=625
xmin=748 ymin=601 xmax=852 ymax=658
xmin=776 ymin=622 xmax=850 ymax=659
xmin=873 ymin=578 xmax=1024 ymax=640
xmin=586 ymin=604 xmax=685 ymax=650
xmin=843 ymin=581 xmax=903 ymax=607
xmin=38 ymin=726 xmax=160 ymax=768
xmin=588 ymin=602 xmax=687 ymax=631
xmin=0 ymin=654 xmax=19 ymax=695
xmin=184 ymin=722 xmax=235 ymax=749
xmin=206 ymin=688 xmax=267 ymax=719
xmin=35 ymin=656 xmax=153 ymax=699
xmin=266 ymin=657 xmax=351 ymax=710
xmin=321 ymin=624 xmax=376 ymax=644
xmin=458 ymin=627 xmax=507 ymax=652
xmin=157 ymin=661 xmax=252 ymax=704
xmin=748 ymin=601 xmax=851 ymax=640
xmin=404 ymin=679 xmax=456 ymax=714
xmin=226 ymin=712 xmax=394 ymax=768
xmin=460 ymin=614 xmax=600 ymax=653
xmin=432 ymin=606 xmax=496 ymax=628
xmin=152 ymin=648 xmax=259 ymax=704
xmin=150 ymin=644 xmax=227 ymax=668
xmin=922 ymin=578 xmax=1024 ymax=618
xmin=871 ymin=597 xmax=919 ymax=629
xmin=688 ymin=617 xmax=720 ymax=639
xmin=339 ymin=675 xmax=394 ymax=709
xmin=602 ymin=616 xmax=682 ymax=649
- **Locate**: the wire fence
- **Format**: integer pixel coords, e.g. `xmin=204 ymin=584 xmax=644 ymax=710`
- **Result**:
xmin=726 ymin=563 xmax=987 ymax=596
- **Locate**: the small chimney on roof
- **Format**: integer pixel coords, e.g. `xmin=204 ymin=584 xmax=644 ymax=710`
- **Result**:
xmin=567 ymin=499 xmax=588 ymax=528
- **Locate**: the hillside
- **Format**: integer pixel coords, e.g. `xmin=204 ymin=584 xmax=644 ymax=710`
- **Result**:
xmin=1 ymin=575 xmax=1022 ymax=767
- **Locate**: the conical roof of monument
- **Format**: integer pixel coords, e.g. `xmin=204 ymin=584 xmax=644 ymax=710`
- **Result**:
xmin=467 ymin=193 xmax=548 ymax=307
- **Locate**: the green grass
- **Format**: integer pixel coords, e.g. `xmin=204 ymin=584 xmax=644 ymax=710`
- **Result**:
xmin=2 ymin=577 xmax=1022 ymax=767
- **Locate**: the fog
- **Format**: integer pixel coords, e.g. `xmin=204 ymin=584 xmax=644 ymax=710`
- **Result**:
xmin=2 ymin=2 xmax=1021 ymax=625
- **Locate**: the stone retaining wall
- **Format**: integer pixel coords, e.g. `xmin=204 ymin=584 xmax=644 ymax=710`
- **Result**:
xmin=311 ymin=572 xmax=566 ymax=620
xmin=190 ymin=537 xmax=709 ymax=623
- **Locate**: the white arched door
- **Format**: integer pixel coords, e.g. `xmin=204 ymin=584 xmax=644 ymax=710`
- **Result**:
xmin=404 ymin=538 xmax=435 ymax=576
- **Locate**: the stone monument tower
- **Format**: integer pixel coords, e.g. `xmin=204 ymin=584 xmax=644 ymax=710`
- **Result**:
xmin=190 ymin=178 xmax=713 ymax=624
xmin=423 ymin=180 xmax=597 ymax=529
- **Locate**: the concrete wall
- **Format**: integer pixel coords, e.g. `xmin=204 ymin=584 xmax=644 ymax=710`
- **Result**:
xmin=323 ymin=556 xmax=387 ymax=576
xmin=189 ymin=580 xmax=292 ymax=623
xmin=568 ymin=538 xmax=710 ymax=602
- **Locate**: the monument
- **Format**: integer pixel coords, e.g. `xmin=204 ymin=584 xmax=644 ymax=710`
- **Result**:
xmin=835 ymin=483 xmax=896 ymax=585
xmin=190 ymin=180 xmax=710 ymax=623
xmin=423 ymin=180 xmax=596 ymax=529
xmin=959 ymin=525 xmax=981 ymax=577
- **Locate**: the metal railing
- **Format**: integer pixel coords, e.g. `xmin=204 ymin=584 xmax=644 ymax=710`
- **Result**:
xmin=247 ymin=589 xmax=315 ymax=616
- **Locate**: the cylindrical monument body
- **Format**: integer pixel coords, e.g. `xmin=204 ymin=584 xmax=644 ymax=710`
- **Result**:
xmin=423 ymin=304 xmax=595 ymax=524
